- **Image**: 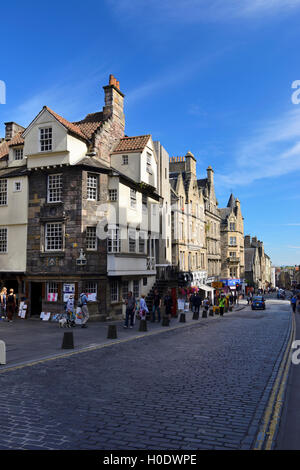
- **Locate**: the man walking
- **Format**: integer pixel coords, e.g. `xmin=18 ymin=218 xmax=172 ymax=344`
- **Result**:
xmin=79 ymin=291 xmax=89 ymax=328
xmin=124 ymin=291 xmax=136 ymax=329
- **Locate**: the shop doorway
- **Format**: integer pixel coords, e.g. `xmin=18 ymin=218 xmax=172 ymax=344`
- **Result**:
xmin=30 ymin=282 xmax=43 ymax=316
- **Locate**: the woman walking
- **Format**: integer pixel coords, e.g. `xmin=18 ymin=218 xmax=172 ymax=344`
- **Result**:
xmin=6 ymin=288 xmax=16 ymax=322
xmin=0 ymin=287 xmax=7 ymax=319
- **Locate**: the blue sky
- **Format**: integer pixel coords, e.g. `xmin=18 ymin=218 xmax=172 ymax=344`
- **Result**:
xmin=1 ymin=0 xmax=300 ymax=266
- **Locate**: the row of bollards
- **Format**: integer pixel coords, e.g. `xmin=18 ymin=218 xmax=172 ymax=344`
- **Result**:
xmin=61 ymin=306 xmax=230 ymax=349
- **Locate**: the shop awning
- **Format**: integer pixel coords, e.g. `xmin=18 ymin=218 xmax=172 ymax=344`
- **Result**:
xmin=199 ymin=284 xmax=215 ymax=292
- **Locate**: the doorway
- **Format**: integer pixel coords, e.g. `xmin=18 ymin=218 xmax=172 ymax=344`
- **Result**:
xmin=30 ymin=282 xmax=43 ymax=316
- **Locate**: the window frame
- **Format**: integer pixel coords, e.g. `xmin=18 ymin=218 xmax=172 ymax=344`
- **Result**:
xmin=47 ymin=173 xmax=62 ymax=203
xmin=13 ymin=148 xmax=23 ymax=161
xmin=45 ymin=222 xmax=64 ymax=252
xmin=0 ymin=179 xmax=7 ymax=206
xmin=87 ymin=173 xmax=98 ymax=201
xmin=40 ymin=127 xmax=52 ymax=152
xmin=0 ymin=227 xmax=8 ymax=253
xmin=86 ymin=226 xmax=97 ymax=251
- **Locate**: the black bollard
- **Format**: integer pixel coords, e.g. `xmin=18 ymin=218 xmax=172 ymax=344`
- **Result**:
xmin=107 ymin=324 xmax=117 ymax=339
xmin=192 ymin=311 xmax=199 ymax=320
xmin=139 ymin=319 xmax=147 ymax=332
xmin=61 ymin=331 xmax=74 ymax=349
xmin=179 ymin=313 xmax=186 ymax=323
xmin=162 ymin=317 xmax=170 ymax=326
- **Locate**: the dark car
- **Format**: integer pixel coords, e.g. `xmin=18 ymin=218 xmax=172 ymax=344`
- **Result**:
xmin=251 ymin=296 xmax=266 ymax=310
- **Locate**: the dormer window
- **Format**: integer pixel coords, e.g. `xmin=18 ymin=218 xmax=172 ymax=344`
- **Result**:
xmin=14 ymin=148 xmax=23 ymax=160
xmin=40 ymin=127 xmax=52 ymax=152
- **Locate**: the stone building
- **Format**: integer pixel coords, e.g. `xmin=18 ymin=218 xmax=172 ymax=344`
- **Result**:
xmin=169 ymin=152 xmax=207 ymax=290
xmin=0 ymin=74 xmax=172 ymax=319
xmin=244 ymin=235 xmax=272 ymax=289
xmin=197 ymin=166 xmax=221 ymax=282
xmin=219 ymin=194 xmax=245 ymax=282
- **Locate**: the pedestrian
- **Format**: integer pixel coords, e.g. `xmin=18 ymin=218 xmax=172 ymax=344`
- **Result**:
xmin=190 ymin=292 xmax=196 ymax=313
xmin=203 ymin=297 xmax=210 ymax=314
xmin=139 ymin=294 xmax=148 ymax=321
xmin=219 ymin=296 xmax=225 ymax=316
xmin=152 ymin=289 xmax=161 ymax=323
xmin=124 ymin=291 xmax=136 ymax=328
xmin=6 ymin=288 xmax=16 ymax=322
xmin=194 ymin=291 xmax=202 ymax=315
xmin=66 ymin=295 xmax=76 ymax=326
xmin=291 ymin=295 xmax=297 ymax=313
xmin=164 ymin=290 xmax=173 ymax=320
xmin=0 ymin=287 xmax=7 ymax=319
xmin=78 ymin=291 xmax=89 ymax=328
xmin=296 ymin=295 xmax=300 ymax=314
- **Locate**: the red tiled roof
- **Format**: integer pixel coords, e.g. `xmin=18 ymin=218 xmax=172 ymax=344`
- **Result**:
xmin=44 ymin=106 xmax=89 ymax=141
xmin=0 ymin=140 xmax=9 ymax=160
xmin=8 ymin=131 xmax=24 ymax=147
xmin=73 ymin=112 xmax=103 ymax=139
xmin=111 ymin=135 xmax=151 ymax=154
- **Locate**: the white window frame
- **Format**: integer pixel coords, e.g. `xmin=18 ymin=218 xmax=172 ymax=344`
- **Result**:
xmin=47 ymin=174 xmax=62 ymax=203
xmin=130 ymin=189 xmax=137 ymax=209
xmin=47 ymin=282 xmax=58 ymax=295
xmin=107 ymin=227 xmax=120 ymax=253
xmin=40 ymin=127 xmax=52 ymax=152
xmin=0 ymin=179 xmax=7 ymax=206
xmin=146 ymin=152 xmax=152 ymax=174
xmin=13 ymin=181 xmax=22 ymax=192
xmin=129 ymin=229 xmax=136 ymax=253
xmin=45 ymin=222 xmax=63 ymax=252
xmin=84 ymin=282 xmax=97 ymax=301
xmin=14 ymin=148 xmax=23 ymax=161
xmin=110 ymin=280 xmax=119 ymax=302
xmin=87 ymin=174 xmax=98 ymax=201
xmin=230 ymin=236 xmax=237 ymax=246
xmin=109 ymin=189 xmax=118 ymax=201
xmin=0 ymin=228 xmax=8 ymax=253
xmin=86 ymin=226 xmax=97 ymax=251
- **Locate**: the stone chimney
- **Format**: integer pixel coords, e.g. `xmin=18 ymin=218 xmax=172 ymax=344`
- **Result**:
xmin=207 ymin=165 xmax=214 ymax=185
xmin=4 ymin=122 xmax=25 ymax=141
xmin=252 ymin=236 xmax=258 ymax=247
xmin=102 ymin=74 xmax=125 ymax=128
xmin=244 ymin=235 xmax=251 ymax=248
xmin=185 ymin=151 xmax=196 ymax=176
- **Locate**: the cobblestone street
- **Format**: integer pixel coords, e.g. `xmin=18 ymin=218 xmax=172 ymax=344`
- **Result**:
xmin=0 ymin=298 xmax=292 ymax=450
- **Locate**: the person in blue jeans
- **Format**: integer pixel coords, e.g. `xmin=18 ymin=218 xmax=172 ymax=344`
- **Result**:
xmin=124 ymin=291 xmax=136 ymax=329
xmin=152 ymin=289 xmax=161 ymax=323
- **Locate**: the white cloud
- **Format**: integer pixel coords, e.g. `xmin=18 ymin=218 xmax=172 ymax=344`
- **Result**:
xmin=215 ymin=107 xmax=300 ymax=188
xmin=107 ymin=0 xmax=300 ymax=23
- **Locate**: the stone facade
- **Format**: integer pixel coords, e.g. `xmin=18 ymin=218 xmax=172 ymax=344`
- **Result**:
xmin=169 ymin=152 xmax=207 ymax=287
xmin=244 ymin=235 xmax=272 ymax=289
xmin=197 ymin=167 xmax=221 ymax=280
xmin=219 ymin=194 xmax=245 ymax=280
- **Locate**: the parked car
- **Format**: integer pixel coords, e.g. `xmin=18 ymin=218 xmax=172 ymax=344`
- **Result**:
xmin=251 ymin=296 xmax=266 ymax=310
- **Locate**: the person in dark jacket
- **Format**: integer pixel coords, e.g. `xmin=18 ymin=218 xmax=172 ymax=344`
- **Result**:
xmin=164 ymin=290 xmax=173 ymax=320
xmin=194 ymin=292 xmax=202 ymax=315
